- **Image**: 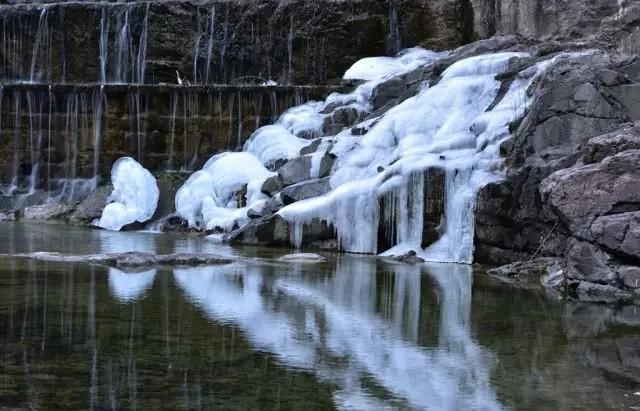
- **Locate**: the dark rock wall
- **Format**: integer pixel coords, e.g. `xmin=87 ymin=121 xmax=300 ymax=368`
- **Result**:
xmin=0 ymin=0 xmax=463 ymax=86
xmin=0 ymin=83 xmax=333 ymax=192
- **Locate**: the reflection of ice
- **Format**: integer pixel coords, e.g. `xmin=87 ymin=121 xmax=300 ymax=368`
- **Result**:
xmin=98 ymin=230 xmax=157 ymax=254
xmin=173 ymin=265 xmax=315 ymax=368
xmin=174 ymin=258 xmax=503 ymax=411
xmin=108 ymin=268 xmax=156 ymax=302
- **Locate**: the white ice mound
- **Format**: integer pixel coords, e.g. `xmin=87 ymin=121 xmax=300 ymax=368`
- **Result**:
xmin=343 ymin=47 xmax=446 ymax=81
xmin=98 ymin=157 xmax=159 ymax=231
xmin=244 ymin=124 xmax=309 ymax=168
xmin=175 ymin=152 xmax=274 ymax=231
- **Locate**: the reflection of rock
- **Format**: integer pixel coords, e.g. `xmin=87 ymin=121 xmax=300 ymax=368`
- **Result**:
xmin=108 ymin=268 xmax=157 ymax=302
xmin=586 ymin=337 xmax=640 ymax=384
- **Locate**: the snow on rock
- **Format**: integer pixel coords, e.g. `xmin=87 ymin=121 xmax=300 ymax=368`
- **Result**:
xmin=175 ymin=152 xmax=274 ymax=231
xmin=98 ymin=157 xmax=159 ymax=231
xmin=244 ymin=124 xmax=309 ymax=168
xmin=343 ymin=48 xmax=445 ymax=81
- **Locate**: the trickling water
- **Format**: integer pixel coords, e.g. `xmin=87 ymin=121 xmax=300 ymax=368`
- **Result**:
xmin=99 ymin=6 xmax=109 ymax=84
xmin=91 ymin=88 xmax=105 ymax=188
xmin=167 ymin=90 xmax=179 ymax=170
xmin=204 ymin=6 xmax=216 ymax=84
xmin=29 ymin=6 xmax=51 ymax=83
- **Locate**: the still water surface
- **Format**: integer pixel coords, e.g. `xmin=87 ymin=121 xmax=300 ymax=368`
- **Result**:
xmin=0 ymin=223 xmax=639 ymax=410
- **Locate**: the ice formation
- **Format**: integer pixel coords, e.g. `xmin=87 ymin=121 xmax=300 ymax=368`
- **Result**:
xmin=97 ymin=157 xmax=159 ymax=231
xmin=175 ymin=152 xmax=274 ymax=231
xmin=177 ymin=46 xmax=552 ymax=263
xmin=278 ymin=51 xmax=545 ymax=263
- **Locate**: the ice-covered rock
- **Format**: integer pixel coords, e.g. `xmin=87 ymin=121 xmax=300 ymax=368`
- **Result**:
xmin=175 ymin=152 xmax=274 ymax=231
xmin=97 ymin=157 xmax=159 ymax=231
xmin=244 ymin=124 xmax=309 ymax=169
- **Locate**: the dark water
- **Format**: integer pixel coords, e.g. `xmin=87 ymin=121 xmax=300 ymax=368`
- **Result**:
xmin=0 ymin=223 xmax=639 ymax=410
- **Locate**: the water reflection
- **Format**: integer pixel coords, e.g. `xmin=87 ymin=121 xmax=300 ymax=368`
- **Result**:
xmin=175 ymin=259 xmax=502 ymax=410
xmin=108 ymin=268 xmax=157 ymax=302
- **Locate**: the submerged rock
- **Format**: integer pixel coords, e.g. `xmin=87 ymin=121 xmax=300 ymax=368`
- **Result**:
xmin=1 ymin=251 xmax=233 ymax=269
xmin=278 ymin=253 xmax=326 ymax=263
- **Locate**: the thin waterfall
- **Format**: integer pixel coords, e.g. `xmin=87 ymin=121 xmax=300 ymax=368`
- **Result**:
xmin=204 ymin=6 xmax=216 ymax=84
xmin=136 ymin=2 xmax=149 ymax=84
xmin=388 ymin=0 xmax=402 ymax=54
xmin=115 ymin=5 xmax=133 ymax=84
xmin=29 ymin=6 xmax=52 ymax=83
xmin=167 ymin=90 xmax=178 ymax=170
xmin=9 ymin=92 xmax=21 ymax=194
xmin=26 ymin=92 xmax=45 ymax=194
xmin=91 ymin=87 xmax=105 ymax=188
xmin=192 ymin=8 xmax=202 ymax=84
xmin=99 ymin=6 xmax=109 ymax=84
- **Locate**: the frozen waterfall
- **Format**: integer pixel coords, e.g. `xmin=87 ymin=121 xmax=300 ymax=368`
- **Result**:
xmin=176 ymin=47 xmax=549 ymax=263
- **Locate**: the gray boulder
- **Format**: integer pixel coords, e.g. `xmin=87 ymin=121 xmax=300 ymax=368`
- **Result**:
xmin=68 ymin=184 xmax=112 ymax=224
xmin=542 ymin=150 xmax=640 ymax=241
xmin=261 ymin=175 xmax=284 ymax=196
xmin=584 ymin=122 xmax=640 ymax=164
xmin=23 ymin=203 xmax=73 ymax=221
xmin=281 ymin=177 xmax=331 ymax=205
xmin=278 ymin=155 xmax=313 ymax=186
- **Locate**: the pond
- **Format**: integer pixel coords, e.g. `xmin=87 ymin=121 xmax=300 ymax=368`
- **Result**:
xmin=0 ymin=223 xmax=639 ymax=410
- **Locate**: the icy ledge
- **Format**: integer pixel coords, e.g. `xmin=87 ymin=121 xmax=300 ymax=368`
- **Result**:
xmin=97 ymin=157 xmax=159 ymax=231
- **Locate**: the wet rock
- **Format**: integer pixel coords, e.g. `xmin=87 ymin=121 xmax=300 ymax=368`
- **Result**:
xmin=277 ymin=155 xmax=313 ymax=186
xmin=565 ymin=239 xmax=618 ymax=285
xmin=392 ymin=250 xmax=425 ymax=264
xmin=0 ymin=210 xmax=17 ymax=221
xmin=278 ymin=253 xmax=326 ymax=263
xmin=318 ymin=152 xmax=336 ymax=178
xmin=618 ymin=266 xmax=640 ymax=289
xmin=156 ymin=253 xmax=233 ymax=266
xmin=23 ymin=203 xmax=72 ymax=221
xmin=68 ymin=184 xmax=112 ymax=225
xmin=371 ymin=77 xmax=405 ymax=110
xmin=281 ymin=178 xmax=332 ymax=205
xmin=584 ymin=122 xmax=640 ymax=164
xmin=300 ymin=139 xmax=322 ymax=156
xmin=261 ymin=175 xmax=284 ymax=196
xmin=248 ymin=196 xmax=284 ymax=219
xmin=574 ymin=281 xmax=632 ymax=303
xmin=323 ymin=106 xmax=360 ymax=135
xmin=488 ymin=257 xmax=562 ymax=287
xmin=225 ymin=214 xmax=335 ymax=248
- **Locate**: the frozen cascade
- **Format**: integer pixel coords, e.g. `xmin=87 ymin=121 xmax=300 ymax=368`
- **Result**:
xmin=175 ymin=47 xmax=550 ymax=263
xmin=97 ymin=157 xmax=159 ymax=231
xmin=278 ymin=52 xmax=545 ymax=263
